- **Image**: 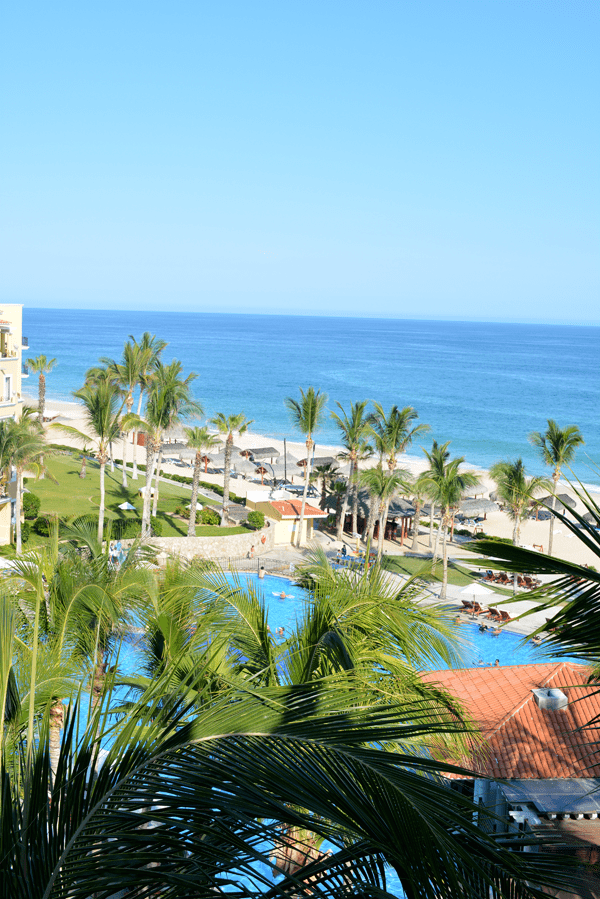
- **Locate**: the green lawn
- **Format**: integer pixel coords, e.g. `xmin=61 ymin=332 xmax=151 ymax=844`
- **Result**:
xmin=381 ymin=554 xmax=513 ymax=595
xmin=16 ymin=454 xmax=247 ymax=549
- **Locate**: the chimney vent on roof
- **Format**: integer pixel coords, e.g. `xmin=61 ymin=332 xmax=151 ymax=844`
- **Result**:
xmin=532 ymin=688 xmax=568 ymax=711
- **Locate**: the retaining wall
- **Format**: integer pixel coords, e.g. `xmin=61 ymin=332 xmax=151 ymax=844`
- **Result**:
xmin=138 ymin=524 xmax=275 ymax=561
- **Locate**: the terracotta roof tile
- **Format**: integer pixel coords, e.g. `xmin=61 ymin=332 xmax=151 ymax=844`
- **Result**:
xmin=269 ymin=500 xmax=327 ymax=518
xmin=423 ymin=663 xmax=600 ymax=779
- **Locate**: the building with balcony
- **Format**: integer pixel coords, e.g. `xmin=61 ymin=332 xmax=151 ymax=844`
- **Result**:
xmin=0 ymin=305 xmax=27 ymax=544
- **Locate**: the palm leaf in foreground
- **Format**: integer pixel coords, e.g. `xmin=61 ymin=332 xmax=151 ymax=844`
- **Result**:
xmin=0 ymin=667 xmax=576 ymax=899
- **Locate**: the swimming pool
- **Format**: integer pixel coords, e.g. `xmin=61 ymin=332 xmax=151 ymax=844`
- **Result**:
xmin=232 ymin=572 xmax=567 ymax=671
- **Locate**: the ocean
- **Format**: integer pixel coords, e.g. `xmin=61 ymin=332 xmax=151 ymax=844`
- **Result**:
xmin=22 ymin=309 xmax=600 ymax=485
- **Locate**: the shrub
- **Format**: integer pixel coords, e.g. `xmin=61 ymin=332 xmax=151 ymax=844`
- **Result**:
xmin=111 ymin=519 xmax=141 ymax=539
xmin=150 ymin=516 xmax=163 ymax=537
xmin=23 ymin=492 xmax=41 ymax=519
xmin=175 ymin=505 xmax=188 ymax=517
xmin=199 ymin=508 xmax=220 ymax=526
xmin=245 ymin=510 xmax=265 ymax=530
xmin=20 ymin=521 xmax=31 ymax=544
xmin=33 ymin=516 xmax=54 ymax=537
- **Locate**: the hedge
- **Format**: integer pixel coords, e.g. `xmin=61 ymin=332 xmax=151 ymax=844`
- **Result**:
xmin=23 ymin=492 xmax=41 ymax=519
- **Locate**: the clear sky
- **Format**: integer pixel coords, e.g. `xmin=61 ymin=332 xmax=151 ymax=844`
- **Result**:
xmin=1 ymin=1 xmax=598 ymax=322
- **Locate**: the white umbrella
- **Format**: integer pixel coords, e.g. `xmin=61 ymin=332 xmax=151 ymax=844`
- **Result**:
xmin=117 ymin=502 xmax=136 ymax=511
xmin=459 ymin=583 xmax=495 ymax=607
xmin=186 ymin=501 xmax=203 ymax=511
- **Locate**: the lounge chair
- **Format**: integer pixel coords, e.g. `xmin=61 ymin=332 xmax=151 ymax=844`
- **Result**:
xmin=483 ymin=570 xmax=495 ymax=581
xmin=496 ymin=573 xmax=510 ymax=585
xmin=486 ymin=607 xmax=501 ymax=621
xmin=460 ymin=600 xmax=474 ymax=610
xmin=470 ymin=602 xmax=488 ymax=616
xmin=517 ymin=575 xmax=526 ymax=588
xmin=498 ymin=610 xmax=512 ymax=623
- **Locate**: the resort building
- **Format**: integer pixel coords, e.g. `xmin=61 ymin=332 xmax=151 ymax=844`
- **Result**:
xmin=424 ymin=662 xmax=600 ymax=897
xmin=0 ymin=304 xmax=28 ymax=544
xmin=247 ymin=496 xmax=327 ymax=545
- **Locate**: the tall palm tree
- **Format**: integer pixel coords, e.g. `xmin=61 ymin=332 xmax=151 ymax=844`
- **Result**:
xmin=310 ymin=460 xmax=340 ymax=510
xmin=285 ymin=387 xmax=328 ymax=547
xmin=183 ymin=426 xmax=221 ymax=536
xmin=331 ymin=400 xmax=372 ymax=539
xmin=57 ymin=380 xmax=123 ymax=542
xmin=129 ymin=332 xmax=167 ymax=480
xmin=370 ymin=403 xmax=429 ymax=542
xmin=0 ymin=408 xmax=49 ymax=554
xmin=422 ymin=440 xmax=451 ymax=559
xmin=529 ymin=419 xmax=584 ymax=556
xmin=25 ymin=354 xmax=57 ymax=422
xmin=360 ymin=465 xmax=410 ymax=560
xmin=102 ymin=340 xmax=149 ymax=487
xmin=141 ymin=361 xmax=201 ymax=536
xmin=489 ymin=458 xmax=550 ymax=592
xmin=423 ymin=450 xmax=479 ymax=600
xmin=210 ymin=413 xmax=253 ymax=526
xmin=410 ymin=472 xmax=430 ymax=552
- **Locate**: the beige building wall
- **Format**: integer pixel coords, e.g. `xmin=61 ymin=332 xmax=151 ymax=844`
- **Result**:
xmin=0 ymin=500 xmax=11 ymax=546
xmin=0 ymin=304 xmax=25 ymax=423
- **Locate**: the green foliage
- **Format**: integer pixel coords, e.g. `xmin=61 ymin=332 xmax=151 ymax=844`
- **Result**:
xmin=33 ymin=516 xmax=53 ymax=537
xmin=175 ymin=505 xmax=188 ymax=517
xmin=469 ymin=531 xmax=513 ymax=544
xmin=110 ymin=519 xmax=141 ymax=539
xmin=23 ymin=492 xmax=41 ymax=519
xmin=20 ymin=520 xmax=31 ymax=543
xmin=150 ymin=515 xmax=163 ymax=536
xmin=246 ymin=510 xmax=265 ymax=529
xmin=199 ymin=507 xmax=220 ymax=526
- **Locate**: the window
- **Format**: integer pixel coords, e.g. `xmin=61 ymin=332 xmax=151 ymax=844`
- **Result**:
xmin=4 ymin=376 xmax=11 ymax=402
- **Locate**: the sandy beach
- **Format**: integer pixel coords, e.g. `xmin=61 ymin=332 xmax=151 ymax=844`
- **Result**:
xmin=31 ymin=394 xmax=600 ymax=568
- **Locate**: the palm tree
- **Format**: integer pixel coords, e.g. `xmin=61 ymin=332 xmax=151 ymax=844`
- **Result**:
xmin=489 ymin=458 xmax=550 ymax=593
xmin=102 ymin=340 xmax=148 ymax=487
xmin=0 ymin=408 xmax=48 ymax=554
xmin=422 ymin=439 xmax=450 ymax=560
xmin=310 ymin=460 xmax=340 ymax=509
xmin=411 ymin=472 xmax=430 ymax=552
xmin=183 ymin=426 xmax=221 ymax=536
xmin=360 ymin=465 xmax=410 ymax=560
xmin=423 ymin=449 xmax=479 ymax=600
xmin=210 ymin=413 xmax=253 ymax=526
xmin=57 ymin=380 xmax=123 ymax=542
xmin=25 ymin=354 xmax=57 ymax=422
xmin=141 ymin=361 xmax=201 ymax=536
xmin=128 ymin=332 xmax=167 ymax=480
xmin=331 ymin=400 xmax=372 ymax=539
xmin=370 ymin=403 xmax=429 ymax=542
xmin=285 ymin=387 xmax=328 ymax=548
xmin=529 ymin=419 xmax=584 ymax=556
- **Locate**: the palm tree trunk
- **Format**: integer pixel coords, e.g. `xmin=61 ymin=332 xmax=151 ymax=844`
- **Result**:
xmin=109 ymin=443 xmax=115 ymax=473
xmin=364 ymin=494 xmax=377 ymax=541
xmin=512 ymin=518 xmax=521 ymax=594
xmin=411 ymin=499 xmax=422 ymax=551
xmin=429 ymin=503 xmax=435 ymax=548
xmin=121 ymin=433 xmax=128 ymax=488
xmin=98 ymin=460 xmax=106 ymax=543
xmin=49 ymin=700 xmax=64 ymax=780
xmin=152 ymin=449 xmax=163 ymax=517
xmin=132 ymin=392 xmax=144 ymax=480
xmin=432 ymin=511 xmax=442 ymax=566
xmin=14 ymin=466 xmax=23 ymax=554
xmin=38 ymin=372 xmax=46 ymax=422
xmin=336 ymin=481 xmax=350 ymax=541
xmin=79 ymin=453 xmax=87 ymax=479
xmin=351 ymin=463 xmax=360 ymax=535
xmin=142 ymin=443 xmax=156 ymax=537
xmin=221 ymin=435 xmax=233 ymax=527
xmin=548 ymin=472 xmax=560 ymax=556
xmin=440 ymin=518 xmax=449 ymax=600
xmin=188 ymin=454 xmax=201 ymax=537
xmin=295 ymin=439 xmax=313 ymax=548
xmin=377 ymin=501 xmax=386 ymax=560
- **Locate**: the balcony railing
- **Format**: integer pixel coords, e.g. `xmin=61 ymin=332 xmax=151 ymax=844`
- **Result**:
xmin=21 ymin=364 xmax=29 ymax=377
xmin=22 ymin=337 xmax=29 ymax=348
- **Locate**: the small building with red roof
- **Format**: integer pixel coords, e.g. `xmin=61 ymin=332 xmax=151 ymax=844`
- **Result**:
xmin=264 ymin=499 xmax=328 ymax=545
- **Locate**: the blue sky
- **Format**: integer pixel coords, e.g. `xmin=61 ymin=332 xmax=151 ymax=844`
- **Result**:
xmin=1 ymin=1 xmax=598 ymax=322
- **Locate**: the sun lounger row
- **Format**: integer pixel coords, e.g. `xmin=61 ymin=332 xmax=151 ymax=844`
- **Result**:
xmin=459 ymin=601 xmax=512 ymax=622
xmin=482 ymin=571 xmax=540 ymax=588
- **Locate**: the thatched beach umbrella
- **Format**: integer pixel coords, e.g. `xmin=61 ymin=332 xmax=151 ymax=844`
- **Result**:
xmin=458 ymin=498 xmax=498 ymax=520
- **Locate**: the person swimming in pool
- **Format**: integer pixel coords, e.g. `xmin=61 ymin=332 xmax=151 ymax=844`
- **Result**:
xmin=492 ymin=626 xmax=502 ymax=636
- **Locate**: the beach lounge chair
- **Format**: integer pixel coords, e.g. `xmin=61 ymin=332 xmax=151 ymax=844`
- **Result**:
xmin=523 ymin=576 xmax=536 ymax=589
xmin=498 ymin=610 xmax=512 ymax=623
xmin=517 ymin=575 xmax=525 ymax=588
xmin=486 ymin=607 xmax=501 ymax=621
xmin=470 ymin=602 xmax=487 ymax=616
xmin=483 ymin=570 xmax=495 ymax=581
xmin=460 ymin=600 xmax=474 ymax=610
xmin=497 ymin=573 xmax=510 ymax=585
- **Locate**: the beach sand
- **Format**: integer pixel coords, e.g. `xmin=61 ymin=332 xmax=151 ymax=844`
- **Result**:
xmin=30 ymin=394 xmax=600 ymax=568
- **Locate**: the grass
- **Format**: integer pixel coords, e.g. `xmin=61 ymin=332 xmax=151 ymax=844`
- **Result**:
xmin=14 ymin=453 xmax=248 ymax=551
xmin=381 ymin=554 xmax=513 ymax=595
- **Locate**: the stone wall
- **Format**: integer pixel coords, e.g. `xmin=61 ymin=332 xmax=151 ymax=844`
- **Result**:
xmin=134 ymin=523 xmax=275 ymax=562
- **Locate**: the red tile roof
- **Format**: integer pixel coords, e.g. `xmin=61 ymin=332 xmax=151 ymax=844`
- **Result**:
xmin=269 ymin=500 xmax=327 ymax=519
xmin=423 ymin=663 xmax=600 ymax=779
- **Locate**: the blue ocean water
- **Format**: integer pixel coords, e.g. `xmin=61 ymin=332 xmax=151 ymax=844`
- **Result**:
xmin=23 ymin=309 xmax=600 ymax=484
